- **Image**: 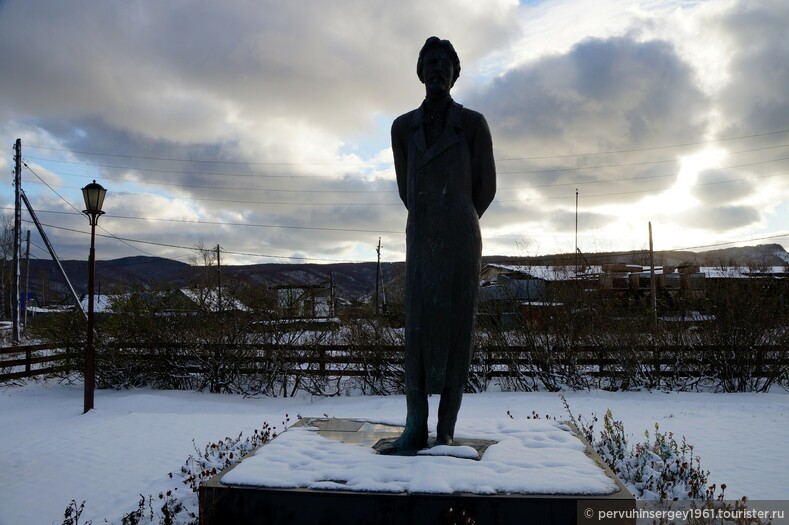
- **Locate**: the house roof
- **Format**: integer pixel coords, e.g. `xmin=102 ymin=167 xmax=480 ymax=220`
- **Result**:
xmin=179 ymin=288 xmax=250 ymax=312
xmin=78 ymin=294 xmax=118 ymax=313
xmin=699 ymin=266 xmax=788 ymax=279
xmin=481 ymin=264 xmax=602 ymax=282
xmin=483 ymin=263 xmax=788 ymax=281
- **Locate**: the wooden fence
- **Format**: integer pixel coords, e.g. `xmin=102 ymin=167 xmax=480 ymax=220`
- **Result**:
xmin=1 ymin=343 xmax=787 ymax=384
xmin=0 ymin=343 xmax=68 ymax=381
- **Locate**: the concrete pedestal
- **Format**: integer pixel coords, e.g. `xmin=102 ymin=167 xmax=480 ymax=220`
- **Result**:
xmin=199 ymin=418 xmax=634 ymax=525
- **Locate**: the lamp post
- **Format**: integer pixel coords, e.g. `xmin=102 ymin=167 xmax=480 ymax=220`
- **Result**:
xmin=82 ymin=180 xmax=106 ymax=414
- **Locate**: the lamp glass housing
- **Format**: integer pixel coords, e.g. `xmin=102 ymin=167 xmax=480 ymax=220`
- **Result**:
xmin=82 ymin=181 xmax=107 ymax=216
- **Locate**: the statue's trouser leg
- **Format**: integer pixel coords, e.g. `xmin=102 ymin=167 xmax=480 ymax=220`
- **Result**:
xmin=436 ymin=386 xmax=464 ymax=445
xmin=394 ymin=388 xmax=428 ymax=451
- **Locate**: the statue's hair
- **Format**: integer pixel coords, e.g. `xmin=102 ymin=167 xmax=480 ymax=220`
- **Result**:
xmin=416 ymin=36 xmax=461 ymax=86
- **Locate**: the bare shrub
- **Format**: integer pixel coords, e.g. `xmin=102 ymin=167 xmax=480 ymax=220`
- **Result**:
xmin=342 ymin=316 xmax=405 ymax=396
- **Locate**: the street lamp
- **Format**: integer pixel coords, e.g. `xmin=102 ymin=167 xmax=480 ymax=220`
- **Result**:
xmin=82 ymin=180 xmax=106 ymax=413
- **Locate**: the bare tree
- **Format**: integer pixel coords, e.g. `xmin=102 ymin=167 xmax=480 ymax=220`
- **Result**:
xmin=0 ymin=214 xmax=15 ymax=319
xmin=189 ymin=240 xmax=219 ymax=311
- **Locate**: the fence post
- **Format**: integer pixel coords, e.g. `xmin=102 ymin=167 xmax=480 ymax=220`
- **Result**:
xmin=485 ymin=346 xmax=492 ymax=385
xmin=598 ymin=348 xmax=604 ymax=378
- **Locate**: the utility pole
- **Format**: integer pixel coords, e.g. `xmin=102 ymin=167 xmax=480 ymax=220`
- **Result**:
xmin=649 ymin=222 xmax=657 ymax=329
xmin=21 ymin=192 xmax=84 ymax=314
xmin=329 ymin=272 xmax=335 ymax=317
xmin=216 ymin=244 xmax=222 ymax=313
xmin=23 ymin=230 xmax=30 ymax=328
xmin=12 ymin=139 xmax=22 ymax=343
xmin=575 ymin=188 xmax=579 ymax=276
xmin=375 ymin=237 xmax=381 ymax=315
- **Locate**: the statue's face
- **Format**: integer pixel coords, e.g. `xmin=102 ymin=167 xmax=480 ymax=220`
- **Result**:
xmin=421 ymin=47 xmax=454 ymax=99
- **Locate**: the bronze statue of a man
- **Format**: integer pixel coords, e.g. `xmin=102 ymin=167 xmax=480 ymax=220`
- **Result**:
xmin=390 ymin=36 xmax=496 ymax=452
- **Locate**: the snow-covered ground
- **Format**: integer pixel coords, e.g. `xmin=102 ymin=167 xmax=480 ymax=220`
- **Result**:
xmin=1 ymin=380 xmax=787 ymax=525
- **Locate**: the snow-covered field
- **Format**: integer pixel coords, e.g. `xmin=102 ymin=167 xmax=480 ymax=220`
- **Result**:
xmin=1 ymin=380 xmax=787 ymax=525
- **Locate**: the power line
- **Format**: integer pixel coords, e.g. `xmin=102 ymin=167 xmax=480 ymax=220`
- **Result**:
xmin=669 ymin=232 xmax=789 ymax=253
xmin=20 ymin=151 xmax=789 ymax=203
xmin=14 ymin=210 xmax=788 ymax=265
xmin=23 ymin=146 xmax=789 ymax=199
xmin=22 ymin=180 xmax=402 ymax=207
xmin=495 ymin=129 xmax=789 ymax=161
xmin=22 ymin=155 xmax=394 ymax=183
xmin=23 ymin=140 xmax=789 ymax=184
xmin=26 ymin=127 xmax=789 ymax=164
xmin=496 ymin=170 xmax=789 ymax=203
xmin=16 ymin=165 xmax=789 ymax=220
xmin=15 ymin=133 xmax=789 ymax=265
xmin=498 ymin=152 xmax=789 ymax=178
xmin=106 ymin=215 xmax=404 ymax=234
xmin=21 ymin=159 xmax=397 ymax=190
xmin=25 ymin=220 xmax=371 ymax=263
xmin=22 ymin=161 xmax=82 ymax=215
xmin=22 ymin=162 xmax=158 ymax=257
xmin=20 ymin=207 xmax=405 ymax=235
xmin=9 ymin=164 xmax=384 ymax=263
xmin=24 ymin=146 xmax=388 ymax=167
xmin=499 ymin=157 xmax=789 ymax=190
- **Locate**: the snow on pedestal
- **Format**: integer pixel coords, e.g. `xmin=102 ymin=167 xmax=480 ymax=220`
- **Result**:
xmin=221 ymin=418 xmax=619 ymax=496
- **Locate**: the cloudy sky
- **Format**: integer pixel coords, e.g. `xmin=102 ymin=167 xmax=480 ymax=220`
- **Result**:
xmin=1 ymin=0 xmax=787 ymax=266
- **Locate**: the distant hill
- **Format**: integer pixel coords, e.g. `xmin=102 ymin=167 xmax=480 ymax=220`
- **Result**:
xmin=26 ymin=255 xmax=403 ymax=305
xmin=21 ymin=244 xmax=789 ymax=306
xmin=222 ymin=261 xmax=403 ymax=301
xmin=689 ymin=243 xmax=789 ymax=267
xmin=27 ymin=256 xmax=194 ymax=305
xmin=483 ymin=243 xmax=789 ymax=269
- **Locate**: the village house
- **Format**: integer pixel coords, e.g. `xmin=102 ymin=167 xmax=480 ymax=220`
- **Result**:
xmin=478 ymin=261 xmax=788 ymax=330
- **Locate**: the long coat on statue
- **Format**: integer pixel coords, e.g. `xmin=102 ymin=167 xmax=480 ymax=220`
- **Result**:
xmin=391 ymin=99 xmax=496 ymax=394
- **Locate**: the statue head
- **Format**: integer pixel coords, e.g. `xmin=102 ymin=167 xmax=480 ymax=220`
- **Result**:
xmin=417 ymin=37 xmax=461 ymax=98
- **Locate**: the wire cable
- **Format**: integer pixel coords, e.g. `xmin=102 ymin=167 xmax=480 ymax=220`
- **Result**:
xmin=26 ymin=127 xmax=789 ymax=163
xmin=22 ymin=161 xmax=159 ymax=257
xmin=24 ymin=220 xmax=371 ymax=263
xmin=22 ymin=140 xmax=789 ymax=184
xmin=20 ymin=152 xmax=789 ymax=202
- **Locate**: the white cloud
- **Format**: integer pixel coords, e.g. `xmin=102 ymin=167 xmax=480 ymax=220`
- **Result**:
xmin=0 ymin=0 xmax=786 ymax=262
